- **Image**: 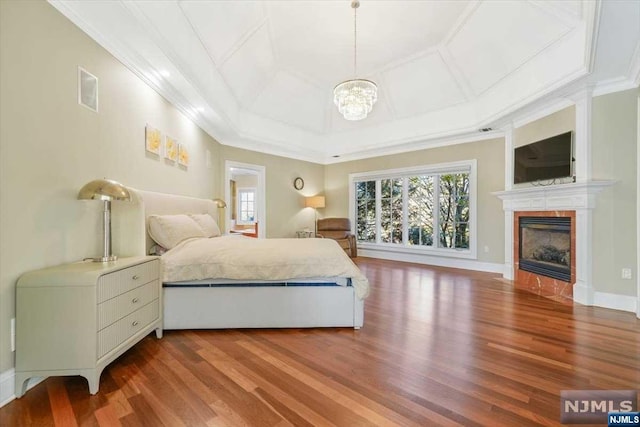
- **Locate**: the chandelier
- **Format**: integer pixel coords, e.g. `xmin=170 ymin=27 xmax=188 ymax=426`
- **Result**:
xmin=333 ymin=0 xmax=378 ymax=121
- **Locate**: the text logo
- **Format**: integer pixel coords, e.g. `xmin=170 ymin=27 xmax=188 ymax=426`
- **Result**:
xmin=608 ymin=412 xmax=640 ymax=427
xmin=561 ymin=390 xmax=638 ymax=424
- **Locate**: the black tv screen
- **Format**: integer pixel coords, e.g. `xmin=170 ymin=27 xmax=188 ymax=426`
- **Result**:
xmin=514 ymin=131 xmax=573 ymax=184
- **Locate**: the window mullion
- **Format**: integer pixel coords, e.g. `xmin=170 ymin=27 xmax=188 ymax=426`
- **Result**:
xmin=402 ymin=176 xmax=408 ymax=246
xmin=433 ymin=174 xmax=440 ymax=248
xmin=375 ymin=180 xmax=382 ymax=244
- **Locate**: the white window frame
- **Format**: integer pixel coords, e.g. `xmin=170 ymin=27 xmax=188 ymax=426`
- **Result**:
xmin=349 ymin=160 xmax=477 ymax=260
xmin=236 ymin=187 xmax=257 ymax=225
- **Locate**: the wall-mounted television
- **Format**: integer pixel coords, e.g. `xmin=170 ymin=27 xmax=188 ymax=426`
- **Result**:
xmin=514 ymin=131 xmax=573 ymax=184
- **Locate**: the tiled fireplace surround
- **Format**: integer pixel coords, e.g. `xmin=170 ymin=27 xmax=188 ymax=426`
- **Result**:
xmin=494 ymin=181 xmax=613 ymax=305
xmin=513 ymin=210 xmax=575 ymax=302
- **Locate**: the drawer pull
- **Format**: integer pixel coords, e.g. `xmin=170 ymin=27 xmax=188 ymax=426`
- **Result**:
xmin=132 ymin=297 xmax=140 ymax=304
xmin=132 ymin=321 xmax=139 ymax=327
xmin=132 ymin=275 xmax=140 ymax=280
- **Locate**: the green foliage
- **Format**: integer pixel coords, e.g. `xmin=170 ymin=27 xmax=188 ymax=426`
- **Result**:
xmin=355 ymin=172 xmax=470 ymax=250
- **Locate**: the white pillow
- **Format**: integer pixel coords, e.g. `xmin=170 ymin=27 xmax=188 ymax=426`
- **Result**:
xmin=148 ymin=214 xmax=205 ymax=249
xmin=188 ymin=214 xmax=221 ymax=238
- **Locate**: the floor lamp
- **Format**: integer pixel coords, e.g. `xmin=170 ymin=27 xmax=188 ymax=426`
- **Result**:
xmin=78 ymin=178 xmax=131 ymax=262
xmin=305 ymin=196 xmax=325 ymax=236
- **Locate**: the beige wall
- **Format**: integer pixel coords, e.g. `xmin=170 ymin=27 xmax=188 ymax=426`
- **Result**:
xmin=324 ymin=138 xmax=506 ymax=264
xmin=0 ymin=1 xmax=220 ymax=373
xmin=591 ymin=88 xmax=639 ymax=296
xmin=219 ymin=146 xmax=325 ymax=238
xmin=233 ymin=174 xmax=258 ymax=188
xmin=514 ymin=105 xmax=576 ymax=148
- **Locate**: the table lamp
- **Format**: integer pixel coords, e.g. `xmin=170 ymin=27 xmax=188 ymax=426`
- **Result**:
xmin=78 ymin=178 xmax=131 ymax=262
xmin=213 ymin=198 xmax=226 ymax=231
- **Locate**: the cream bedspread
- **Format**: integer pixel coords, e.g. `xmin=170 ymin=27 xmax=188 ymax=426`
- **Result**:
xmin=161 ymin=236 xmax=370 ymax=299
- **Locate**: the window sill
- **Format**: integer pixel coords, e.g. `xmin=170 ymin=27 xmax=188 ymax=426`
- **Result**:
xmin=357 ymin=242 xmax=477 ymax=260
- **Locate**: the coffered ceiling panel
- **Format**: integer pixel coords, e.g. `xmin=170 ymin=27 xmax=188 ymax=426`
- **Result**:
xmin=446 ymin=1 xmax=574 ymax=95
xmin=50 ymin=0 xmax=639 ymax=164
xmin=250 ymin=70 xmax=326 ymax=133
xmin=543 ymin=0 xmax=582 ymax=18
xmin=383 ymin=52 xmax=467 ymax=119
xmin=219 ymin=23 xmax=277 ymax=107
xmin=180 ymin=1 xmax=266 ymax=67
xmin=267 ymin=1 xmax=470 ymax=87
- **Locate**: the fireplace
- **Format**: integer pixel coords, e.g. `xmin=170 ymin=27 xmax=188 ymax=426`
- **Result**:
xmin=512 ymin=210 xmax=576 ymax=301
xmin=495 ymin=181 xmax=614 ymax=304
xmin=518 ymin=217 xmax=571 ymax=282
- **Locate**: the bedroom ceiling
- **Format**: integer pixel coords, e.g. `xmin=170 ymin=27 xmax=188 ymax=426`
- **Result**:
xmin=50 ymin=0 xmax=640 ymax=164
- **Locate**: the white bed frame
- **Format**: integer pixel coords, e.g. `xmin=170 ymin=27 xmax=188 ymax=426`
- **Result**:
xmin=116 ymin=189 xmax=364 ymax=330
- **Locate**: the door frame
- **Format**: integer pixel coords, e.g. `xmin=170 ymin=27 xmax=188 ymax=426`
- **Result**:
xmin=225 ymin=160 xmax=266 ymax=238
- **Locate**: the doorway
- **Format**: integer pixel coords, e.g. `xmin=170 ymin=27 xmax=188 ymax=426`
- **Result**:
xmin=224 ymin=160 xmax=266 ymax=238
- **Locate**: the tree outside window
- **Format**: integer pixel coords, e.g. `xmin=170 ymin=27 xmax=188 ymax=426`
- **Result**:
xmin=408 ymin=175 xmax=434 ymax=246
xmin=354 ymin=167 xmax=471 ymax=252
xmin=439 ymin=173 xmax=470 ymax=249
xmin=355 ymin=181 xmax=376 ymax=242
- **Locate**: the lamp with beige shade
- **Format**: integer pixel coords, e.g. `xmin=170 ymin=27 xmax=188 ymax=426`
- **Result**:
xmin=305 ymin=196 xmax=325 ymax=236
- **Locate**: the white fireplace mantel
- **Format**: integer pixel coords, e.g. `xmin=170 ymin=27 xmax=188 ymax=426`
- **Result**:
xmin=492 ymin=180 xmax=616 ymax=211
xmin=492 ymin=180 xmax=616 ymax=306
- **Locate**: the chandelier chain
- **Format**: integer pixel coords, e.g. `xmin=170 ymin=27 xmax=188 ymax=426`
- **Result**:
xmin=353 ymin=3 xmax=357 ymax=78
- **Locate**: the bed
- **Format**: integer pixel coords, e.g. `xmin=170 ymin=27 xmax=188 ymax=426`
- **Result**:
xmin=118 ymin=189 xmax=368 ymax=330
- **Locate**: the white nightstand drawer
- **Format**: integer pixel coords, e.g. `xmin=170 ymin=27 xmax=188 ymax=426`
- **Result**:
xmin=97 ymin=260 xmax=159 ymax=303
xmin=97 ymin=300 xmax=159 ymax=359
xmin=97 ymin=280 xmax=159 ymax=331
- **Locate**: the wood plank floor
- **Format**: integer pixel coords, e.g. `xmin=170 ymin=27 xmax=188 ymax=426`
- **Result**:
xmin=1 ymin=257 xmax=639 ymax=426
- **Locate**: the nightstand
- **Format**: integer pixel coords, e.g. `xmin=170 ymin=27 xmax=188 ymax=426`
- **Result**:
xmin=15 ymin=256 xmax=162 ymax=397
xmin=296 ymin=230 xmax=314 ymax=238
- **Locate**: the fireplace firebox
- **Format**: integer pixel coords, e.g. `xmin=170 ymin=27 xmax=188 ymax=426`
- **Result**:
xmin=518 ymin=216 xmax=571 ymax=282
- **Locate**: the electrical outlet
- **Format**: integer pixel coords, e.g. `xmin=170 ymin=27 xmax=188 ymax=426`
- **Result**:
xmin=483 ymin=245 xmax=489 ymax=253
xmin=11 ymin=318 xmax=15 ymax=352
xmin=621 ymin=268 xmax=632 ymax=280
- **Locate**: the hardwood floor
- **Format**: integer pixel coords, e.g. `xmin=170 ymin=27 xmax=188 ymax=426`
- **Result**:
xmin=1 ymin=257 xmax=639 ymax=426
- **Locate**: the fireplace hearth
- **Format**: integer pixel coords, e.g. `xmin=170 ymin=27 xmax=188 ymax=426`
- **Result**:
xmin=519 ymin=216 xmax=571 ymax=282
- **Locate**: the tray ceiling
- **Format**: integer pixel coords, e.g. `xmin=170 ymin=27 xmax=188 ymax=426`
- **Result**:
xmin=50 ymin=0 xmax=640 ymax=164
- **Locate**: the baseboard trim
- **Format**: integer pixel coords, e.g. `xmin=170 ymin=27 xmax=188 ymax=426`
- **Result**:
xmin=593 ymin=291 xmax=637 ymax=313
xmin=573 ymin=282 xmax=593 ymax=305
xmin=358 ymin=249 xmax=504 ymax=274
xmin=0 ymin=369 xmax=44 ymax=408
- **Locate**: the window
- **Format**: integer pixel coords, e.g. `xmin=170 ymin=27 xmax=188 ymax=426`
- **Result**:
xmin=237 ymin=188 xmax=256 ymax=224
xmin=350 ymin=160 xmax=476 ymax=258
xmin=408 ymin=175 xmax=434 ymax=247
xmin=355 ymin=181 xmax=376 ymax=242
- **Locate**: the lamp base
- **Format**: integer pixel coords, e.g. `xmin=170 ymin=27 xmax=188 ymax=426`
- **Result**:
xmin=90 ymin=255 xmax=118 ymax=263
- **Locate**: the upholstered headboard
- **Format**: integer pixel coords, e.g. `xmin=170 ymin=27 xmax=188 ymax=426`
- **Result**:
xmin=112 ymin=189 xmax=216 ymax=256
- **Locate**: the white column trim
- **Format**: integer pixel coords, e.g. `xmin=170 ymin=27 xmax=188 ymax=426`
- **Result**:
xmin=574 ymin=209 xmax=594 ymax=305
xmin=502 ymin=123 xmax=514 ymax=280
xmin=572 ymin=89 xmax=593 ymax=183
xmin=503 ymin=124 xmax=514 ymax=191
xmin=503 ymin=210 xmax=514 ymax=280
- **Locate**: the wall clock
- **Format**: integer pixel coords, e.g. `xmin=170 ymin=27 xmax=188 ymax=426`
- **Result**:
xmin=293 ymin=177 xmax=304 ymax=190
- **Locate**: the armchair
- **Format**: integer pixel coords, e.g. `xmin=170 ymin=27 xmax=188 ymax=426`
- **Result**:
xmin=316 ymin=218 xmax=357 ymax=258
